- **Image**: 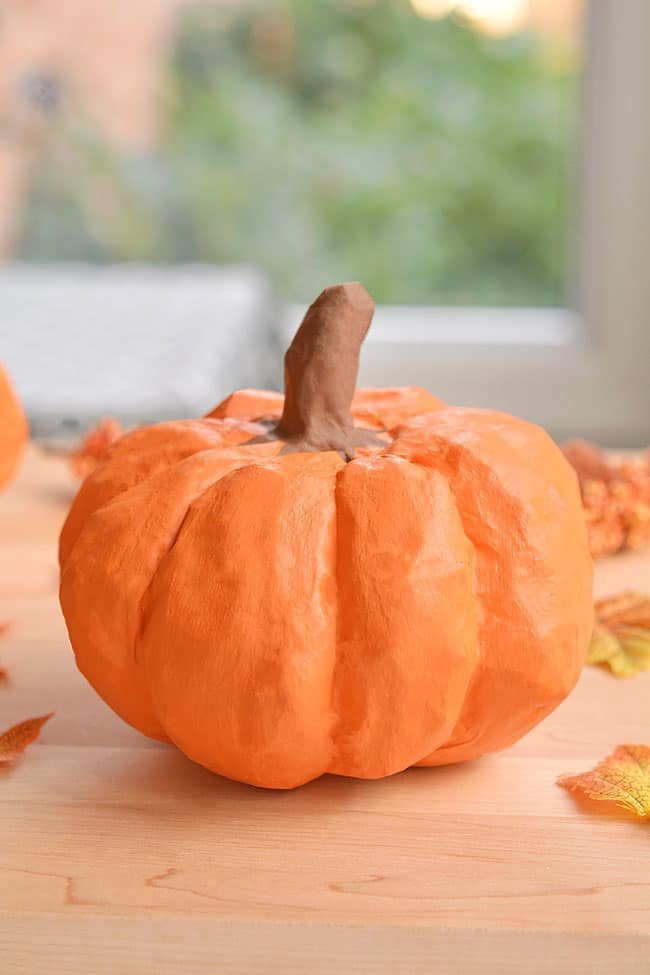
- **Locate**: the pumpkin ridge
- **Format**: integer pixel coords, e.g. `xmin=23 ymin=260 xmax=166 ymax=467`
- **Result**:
xmin=327 ymin=453 xmax=480 ymax=778
xmin=133 ymin=499 xmax=197 ymax=741
xmin=62 ymin=450 xmax=253 ymax=741
xmin=402 ymin=441 xmax=533 ymax=760
xmin=327 ymin=464 xmax=347 ymax=771
xmin=137 ymin=452 xmax=340 ymax=786
xmin=134 ymin=502 xmax=194 ymax=669
xmin=392 ymin=415 xmax=591 ymax=764
xmin=134 ymin=454 xmax=278 ymax=749
xmin=399 ymin=452 xmax=484 ymax=765
xmin=134 ymin=453 xmax=275 ymax=737
xmin=324 ymin=461 xmax=343 ymax=773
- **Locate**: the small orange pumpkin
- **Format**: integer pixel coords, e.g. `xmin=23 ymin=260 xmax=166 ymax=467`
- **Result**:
xmin=0 ymin=363 xmax=28 ymax=491
xmin=59 ymin=284 xmax=593 ymax=789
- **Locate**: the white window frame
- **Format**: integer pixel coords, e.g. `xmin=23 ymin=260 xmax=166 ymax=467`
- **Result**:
xmin=283 ymin=1 xmax=650 ymax=445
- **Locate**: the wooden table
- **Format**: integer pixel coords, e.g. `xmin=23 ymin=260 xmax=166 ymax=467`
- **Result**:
xmin=1 ymin=447 xmax=649 ymax=974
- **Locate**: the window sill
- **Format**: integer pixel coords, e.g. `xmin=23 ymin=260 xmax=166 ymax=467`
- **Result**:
xmin=282 ymin=304 xmax=580 ymax=349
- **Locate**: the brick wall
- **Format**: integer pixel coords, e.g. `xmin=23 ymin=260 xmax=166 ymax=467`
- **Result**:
xmin=0 ymin=0 xmax=185 ymax=255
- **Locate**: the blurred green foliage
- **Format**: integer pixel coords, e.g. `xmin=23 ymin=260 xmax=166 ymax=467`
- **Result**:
xmin=19 ymin=0 xmax=580 ymax=305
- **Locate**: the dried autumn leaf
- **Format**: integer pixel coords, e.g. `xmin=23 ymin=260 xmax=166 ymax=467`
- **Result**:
xmin=0 ymin=713 xmax=53 ymax=765
xmin=562 ymin=440 xmax=613 ymax=483
xmin=70 ymin=417 xmax=123 ymax=479
xmin=562 ymin=441 xmax=650 ymax=558
xmin=598 ymin=592 xmax=650 ymax=629
xmin=588 ymin=592 xmax=650 ymax=677
xmin=558 ymin=745 xmax=650 ymax=818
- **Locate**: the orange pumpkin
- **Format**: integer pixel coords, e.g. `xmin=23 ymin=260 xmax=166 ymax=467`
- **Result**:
xmin=59 ymin=284 xmax=593 ymax=789
xmin=0 ymin=362 xmax=28 ymax=491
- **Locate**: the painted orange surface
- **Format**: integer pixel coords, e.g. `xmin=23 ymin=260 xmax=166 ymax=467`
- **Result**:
xmin=0 ymin=362 xmax=28 ymax=490
xmin=59 ymin=387 xmax=594 ymax=789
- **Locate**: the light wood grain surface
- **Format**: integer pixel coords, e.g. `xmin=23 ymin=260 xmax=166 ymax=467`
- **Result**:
xmin=1 ymin=447 xmax=649 ymax=974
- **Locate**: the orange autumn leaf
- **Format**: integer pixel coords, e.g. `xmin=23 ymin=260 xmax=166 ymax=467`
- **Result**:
xmin=558 ymin=744 xmax=650 ymax=818
xmin=595 ymin=591 xmax=650 ymax=628
xmin=0 ymin=713 xmax=54 ymax=765
xmin=562 ymin=440 xmax=650 ymax=558
xmin=588 ymin=592 xmax=650 ymax=677
xmin=70 ymin=417 xmax=123 ymax=479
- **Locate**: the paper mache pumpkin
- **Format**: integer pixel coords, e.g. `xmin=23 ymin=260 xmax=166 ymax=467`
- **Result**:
xmin=0 ymin=362 xmax=28 ymax=491
xmin=59 ymin=283 xmax=593 ymax=789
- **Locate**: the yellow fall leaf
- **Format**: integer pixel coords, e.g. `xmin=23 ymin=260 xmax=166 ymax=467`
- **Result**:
xmin=588 ymin=592 xmax=650 ymax=677
xmin=0 ymin=714 xmax=54 ymax=765
xmin=558 ymin=744 xmax=650 ymax=818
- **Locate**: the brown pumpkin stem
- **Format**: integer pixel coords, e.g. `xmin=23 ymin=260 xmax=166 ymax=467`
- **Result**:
xmin=253 ymin=282 xmax=386 ymax=460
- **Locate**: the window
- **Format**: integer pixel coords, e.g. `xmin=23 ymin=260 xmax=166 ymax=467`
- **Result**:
xmin=12 ymin=0 xmax=582 ymax=309
xmin=1 ymin=0 xmax=648 ymax=442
